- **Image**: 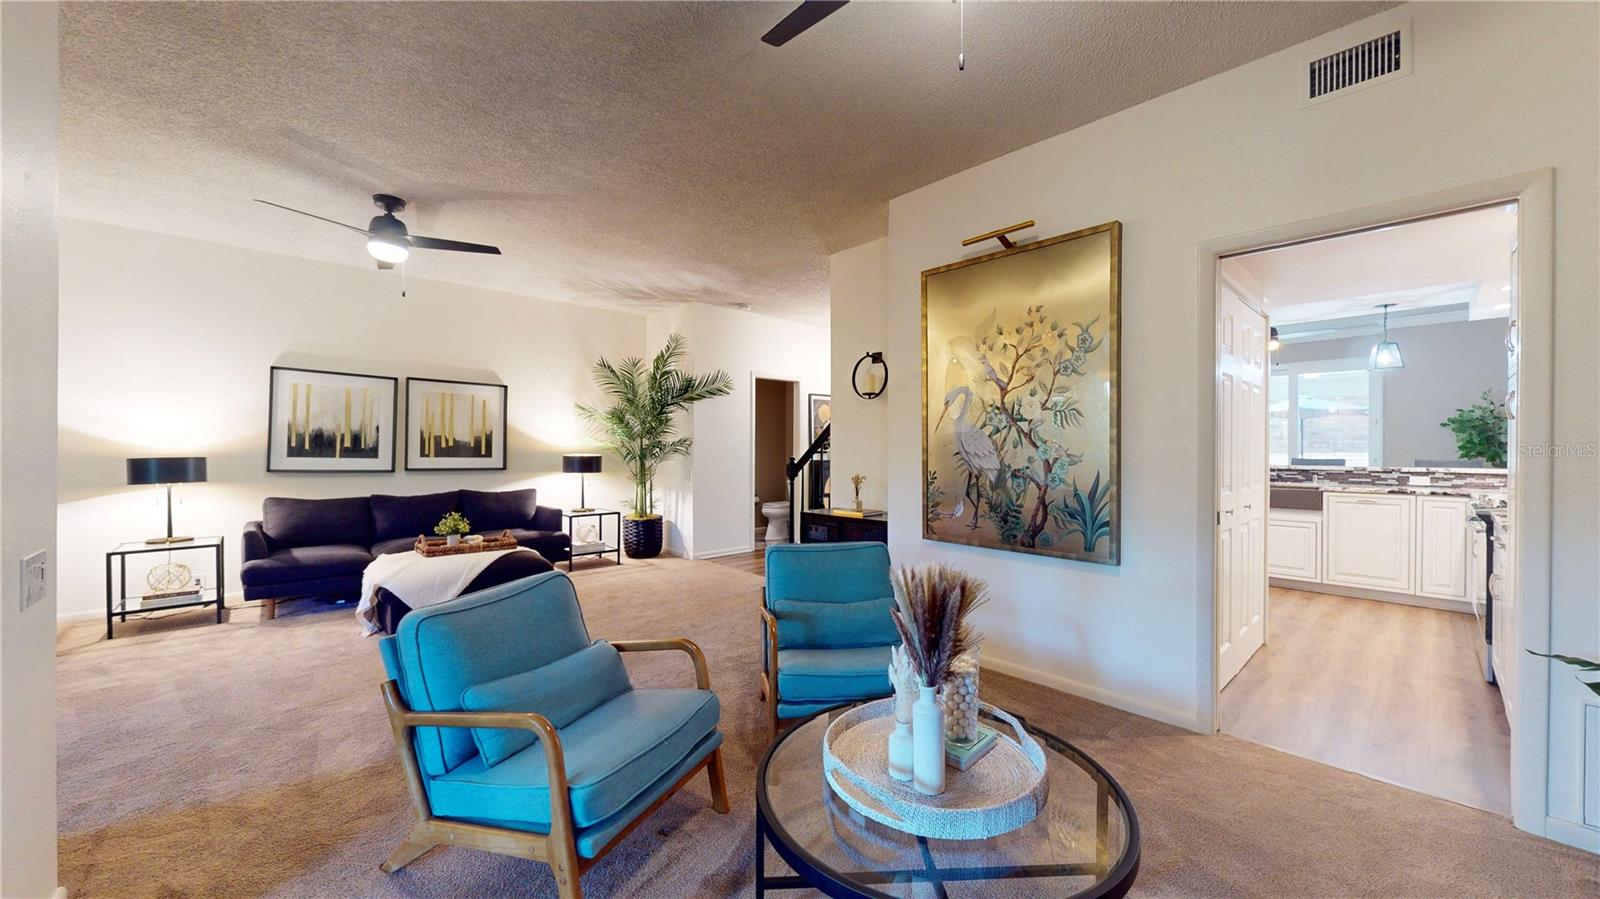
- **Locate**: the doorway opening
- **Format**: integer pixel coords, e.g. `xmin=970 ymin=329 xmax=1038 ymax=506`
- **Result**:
xmin=1213 ymin=202 xmax=1521 ymax=814
xmin=753 ymin=377 xmax=799 ymax=548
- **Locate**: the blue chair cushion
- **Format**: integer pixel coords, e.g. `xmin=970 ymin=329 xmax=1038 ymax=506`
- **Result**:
xmin=395 ymin=572 xmax=593 ymax=776
xmin=776 ymin=645 xmax=893 ymax=703
xmin=428 ymin=688 xmax=720 ymax=829
xmin=262 ymin=496 xmax=373 ymax=549
xmin=462 ymin=641 xmax=632 ymax=766
xmin=771 ymin=597 xmax=898 ymax=650
xmin=372 ymin=490 xmax=460 ymax=544
xmin=239 ymin=544 xmax=374 ymax=587
xmin=461 ymin=488 xmax=539 ymax=532
xmin=765 ymin=542 xmax=892 ymax=604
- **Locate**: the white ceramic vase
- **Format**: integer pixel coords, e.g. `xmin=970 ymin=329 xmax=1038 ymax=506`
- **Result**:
xmin=912 ymin=684 xmax=945 ymax=795
xmin=446 ymin=534 xmax=461 ymax=547
xmin=887 ymin=718 xmax=914 ymax=783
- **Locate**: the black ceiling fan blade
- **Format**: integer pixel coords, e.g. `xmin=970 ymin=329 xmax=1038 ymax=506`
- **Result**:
xmin=252 ymin=199 xmax=370 ymax=235
xmin=408 ymin=235 xmax=502 ymax=255
xmin=761 ymin=1 xmax=848 ymax=47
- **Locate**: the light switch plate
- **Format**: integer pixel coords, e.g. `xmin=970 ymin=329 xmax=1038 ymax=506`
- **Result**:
xmin=20 ymin=550 xmax=47 ymax=611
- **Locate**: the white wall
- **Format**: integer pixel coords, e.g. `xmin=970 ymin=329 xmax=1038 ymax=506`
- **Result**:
xmin=57 ymin=220 xmax=646 ymax=618
xmin=646 ymin=303 xmax=829 ymax=558
xmin=838 ymin=2 xmax=1597 ymax=847
xmin=1 ymin=2 xmax=61 ymax=894
xmin=1274 ymin=318 xmax=1510 ymax=466
xmin=828 ymin=239 xmax=889 ymax=510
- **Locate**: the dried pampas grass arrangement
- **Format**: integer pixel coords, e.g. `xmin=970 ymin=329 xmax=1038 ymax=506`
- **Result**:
xmin=890 ymin=563 xmax=988 ymax=688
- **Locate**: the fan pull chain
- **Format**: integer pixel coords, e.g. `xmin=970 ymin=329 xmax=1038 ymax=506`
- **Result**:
xmin=957 ymin=0 xmax=965 ymax=71
xmin=400 ymin=260 xmax=407 ymax=299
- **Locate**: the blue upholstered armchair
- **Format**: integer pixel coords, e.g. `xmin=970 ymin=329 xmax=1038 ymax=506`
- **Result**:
xmin=377 ymin=571 xmax=728 ymax=898
xmin=760 ymin=542 xmax=899 ymax=734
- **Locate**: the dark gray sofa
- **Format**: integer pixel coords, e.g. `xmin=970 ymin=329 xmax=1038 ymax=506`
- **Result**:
xmin=241 ymin=488 xmax=571 ymax=619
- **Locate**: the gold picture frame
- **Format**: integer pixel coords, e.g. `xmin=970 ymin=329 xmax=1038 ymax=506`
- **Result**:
xmin=921 ymin=221 xmax=1121 ymax=565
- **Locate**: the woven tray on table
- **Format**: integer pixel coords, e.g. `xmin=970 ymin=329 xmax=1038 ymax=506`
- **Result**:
xmin=822 ymin=698 xmax=1048 ymax=840
xmin=413 ymin=530 xmax=519 ymax=557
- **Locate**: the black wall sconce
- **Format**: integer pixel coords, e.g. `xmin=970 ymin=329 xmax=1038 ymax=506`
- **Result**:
xmin=851 ymin=351 xmax=888 ymax=399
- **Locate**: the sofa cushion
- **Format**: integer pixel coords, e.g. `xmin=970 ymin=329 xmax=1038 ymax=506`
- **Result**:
xmin=461 ymin=641 xmax=632 ymax=767
xmin=240 ymin=544 xmax=374 ymax=587
xmin=771 ymin=597 xmax=898 ymax=650
xmin=262 ymin=496 xmax=373 ymax=549
xmin=428 ymin=688 xmax=719 ymax=829
xmin=370 ymin=536 xmax=420 ymax=557
xmin=461 ymin=488 xmax=538 ymax=532
xmin=371 ymin=491 xmax=460 ymax=543
xmin=776 ymin=645 xmax=894 ymax=703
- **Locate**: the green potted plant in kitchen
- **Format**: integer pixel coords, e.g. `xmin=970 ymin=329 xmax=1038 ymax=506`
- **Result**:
xmin=1440 ymin=390 xmax=1509 ymax=468
xmin=577 ymin=334 xmax=732 ymax=558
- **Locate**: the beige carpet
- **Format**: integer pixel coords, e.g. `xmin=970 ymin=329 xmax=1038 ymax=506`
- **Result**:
xmin=58 ymin=557 xmax=1597 ymax=898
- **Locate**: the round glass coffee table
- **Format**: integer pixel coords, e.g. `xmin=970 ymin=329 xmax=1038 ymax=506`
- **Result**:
xmin=755 ymin=704 xmax=1139 ymax=898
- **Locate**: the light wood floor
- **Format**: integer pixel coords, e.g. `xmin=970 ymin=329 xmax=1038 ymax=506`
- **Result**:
xmin=1220 ymin=586 xmax=1511 ymax=814
xmin=707 ymin=546 xmax=766 ymax=576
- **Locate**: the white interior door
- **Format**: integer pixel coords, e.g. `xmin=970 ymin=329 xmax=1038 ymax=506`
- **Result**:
xmin=1217 ymin=284 xmax=1268 ymax=688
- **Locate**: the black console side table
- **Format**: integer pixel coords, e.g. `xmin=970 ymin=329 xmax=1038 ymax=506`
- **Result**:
xmin=562 ymin=510 xmax=622 ymax=571
xmin=104 ymin=537 xmax=225 ymax=639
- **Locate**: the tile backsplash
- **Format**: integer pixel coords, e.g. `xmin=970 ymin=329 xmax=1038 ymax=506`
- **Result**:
xmin=1271 ymin=466 xmax=1508 ymax=491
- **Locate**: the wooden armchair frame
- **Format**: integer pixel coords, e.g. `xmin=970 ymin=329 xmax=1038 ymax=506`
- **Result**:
xmin=380 ymin=637 xmax=729 ymax=899
xmin=759 ymin=603 xmax=782 ymax=738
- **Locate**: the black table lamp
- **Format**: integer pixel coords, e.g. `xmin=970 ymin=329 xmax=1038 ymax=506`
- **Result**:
xmin=127 ymin=457 xmax=207 ymax=544
xmin=562 ymin=454 xmax=601 ymax=512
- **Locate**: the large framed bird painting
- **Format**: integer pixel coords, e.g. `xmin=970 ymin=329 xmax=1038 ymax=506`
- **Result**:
xmin=921 ymin=221 xmax=1121 ymax=565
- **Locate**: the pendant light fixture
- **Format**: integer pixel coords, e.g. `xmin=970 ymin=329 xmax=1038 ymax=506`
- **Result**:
xmin=1368 ymin=303 xmax=1404 ymax=370
xmin=1268 ymin=327 xmax=1281 ymax=353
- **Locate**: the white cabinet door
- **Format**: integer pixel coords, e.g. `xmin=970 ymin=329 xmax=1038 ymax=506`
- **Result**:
xmin=1267 ymin=515 xmax=1321 ymax=581
xmin=1323 ymin=494 xmax=1415 ymax=592
xmin=1415 ymin=496 xmax=1471 ymax=600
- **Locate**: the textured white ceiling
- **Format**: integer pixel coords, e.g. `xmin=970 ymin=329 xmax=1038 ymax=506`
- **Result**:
xmin=61 ymin=1 xmax=1391 ymax=322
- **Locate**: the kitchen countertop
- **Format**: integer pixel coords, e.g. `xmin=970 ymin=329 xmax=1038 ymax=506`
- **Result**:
xmin=1271 ymin=481 xmax=1505 ymax=499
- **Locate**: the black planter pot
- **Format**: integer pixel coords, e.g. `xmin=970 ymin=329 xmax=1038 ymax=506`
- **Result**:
xmin=622 ymin=516 xmax=664 ymax=559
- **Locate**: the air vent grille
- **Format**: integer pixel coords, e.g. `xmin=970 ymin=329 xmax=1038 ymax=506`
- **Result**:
xmin=1308 ymin=29 xmax=1403 ymax=100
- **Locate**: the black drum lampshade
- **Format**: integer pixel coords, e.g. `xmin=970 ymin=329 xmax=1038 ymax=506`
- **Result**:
xmin=126 ymin=457 xmax=207 ymax=543
xmin=563 ymin=454 xmax=601 ymax=512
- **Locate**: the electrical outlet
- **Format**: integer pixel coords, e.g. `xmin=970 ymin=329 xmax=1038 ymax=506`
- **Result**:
xmin=1409 ymin=475 xmax=1433 ymax=486
xmin=20 ymin=550 xmax=47 ymax=611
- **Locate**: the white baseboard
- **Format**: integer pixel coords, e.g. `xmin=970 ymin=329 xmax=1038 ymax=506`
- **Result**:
xmin=694 ymin=543 xmax=757 ymax=561
xmin=1544 ymin=815 xmax=1600 ymax=854
xmin=1269 ymin=578 xmax=1472 ymax=614
xmin=980 ymin=653 xmax=1203 ymax=733
xmin=58 ymin=589 xmax=250 ymax=623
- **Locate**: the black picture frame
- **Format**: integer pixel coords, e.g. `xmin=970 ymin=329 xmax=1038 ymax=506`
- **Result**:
xmin=266 ymin=366 xmax=398 ymax=473
xmin=404 ymin=377 xmax=509 ymax=471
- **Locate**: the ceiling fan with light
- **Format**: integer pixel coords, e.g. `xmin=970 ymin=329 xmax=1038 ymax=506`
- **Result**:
xmin=253 ymin=194 xmax=502 ymax=270
xmin=760 ymin=0 xmax=848 ymax=46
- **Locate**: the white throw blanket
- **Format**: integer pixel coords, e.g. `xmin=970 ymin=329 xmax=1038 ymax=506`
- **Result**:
xmin=357 ymin=548 xmax=527 ymax=636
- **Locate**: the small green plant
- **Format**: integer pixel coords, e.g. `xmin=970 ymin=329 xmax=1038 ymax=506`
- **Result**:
xmin=1527 ymin=650 xmax=1600 ymax=699
xmin=1441 ymin=390 xmax=1508 ymax=467
xmin=434 ymin=511 xmax=471 ymax=537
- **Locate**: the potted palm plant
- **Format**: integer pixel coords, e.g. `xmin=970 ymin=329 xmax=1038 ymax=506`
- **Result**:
xmin=576 ymin=334 xmax=731 ymax=558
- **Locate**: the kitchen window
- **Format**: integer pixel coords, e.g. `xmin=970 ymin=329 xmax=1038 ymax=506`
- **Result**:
xmin=1269 ymin=360 xmax=1383 ymax=467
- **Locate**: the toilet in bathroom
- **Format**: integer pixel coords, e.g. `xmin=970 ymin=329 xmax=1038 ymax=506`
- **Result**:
xmin=759 ymin=500 xmax=791 ymax=544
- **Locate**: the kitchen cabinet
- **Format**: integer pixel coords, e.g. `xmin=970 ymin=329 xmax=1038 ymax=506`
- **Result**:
xmin=1267 ymin=510 xmax=1321 ymax=581
xmin=1323 ymin=494 xmax=1415 ymax=593
xmin=1415 ymin=496 xmax=1471 ymax=601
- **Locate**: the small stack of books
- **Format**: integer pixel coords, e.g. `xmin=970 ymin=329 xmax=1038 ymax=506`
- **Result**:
xmin=945 ymin=724 xmax=1000 ymax=772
